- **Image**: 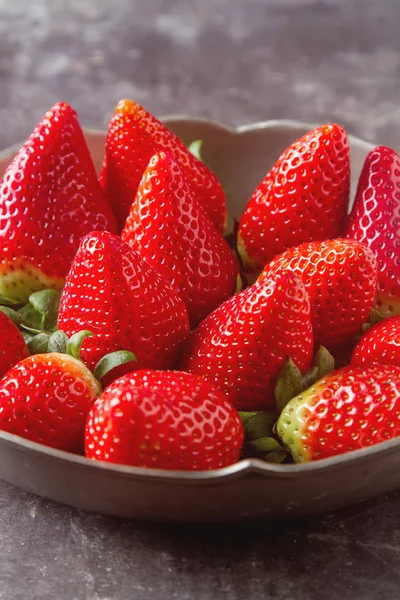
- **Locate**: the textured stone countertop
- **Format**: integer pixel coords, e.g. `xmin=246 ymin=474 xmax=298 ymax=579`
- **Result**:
xmin=1 ymin=1 xmax=400 ymax=599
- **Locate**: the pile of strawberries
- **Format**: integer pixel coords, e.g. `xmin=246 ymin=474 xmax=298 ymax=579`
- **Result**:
xmin=0 ymin=100 xmax=399 ymax=471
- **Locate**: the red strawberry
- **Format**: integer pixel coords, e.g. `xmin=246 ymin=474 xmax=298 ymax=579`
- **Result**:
xmin=0 ymin=352 xmax=100 ymax=451
xmin=0 ymin=102 xmax=117 ymax=304
xmin=237 ymin=124 xmax=350 ymax=273
xmin=57 ymin=231 xmax=189 ymax=381
xmin=181 ymin=271 xmax=313 ymax=411
xmin=347 ymin=146 xmax=400 ymax=317
xmin=100 ymin=99 xmax=227 ymax=232
xmin=85 ymin=369 xmax=243 ymax=470
xmin=0 ymin=311 xmax=29 ymax=378
xmin=260 ymin=239 xmax=377 ymax=350
xmin=121 ymin=152 xmax=240 ymax=328
xmin=277 ymin=364 xmax=400 ymax=462
xmin=352 ymin=315 xmax=400 ymax=367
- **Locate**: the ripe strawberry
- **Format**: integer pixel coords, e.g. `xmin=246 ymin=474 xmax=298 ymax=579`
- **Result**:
xmin=237 ymin=124 xmax=350 ymax=273
xmin=0 ymin=102 xmax=117 ymax=304
xmin=180 ymin=271 xmax=313 ymax=411
xmin=85 ymin=370 xmax=244 ymax=470
xmin=121 ymin=152 xmax=240 ymax=328
xmin=277 ymin=364 xmax=400 ymax=462
xmin=57 ymin=231 xmax=190 ymax=381
xmin=347 ymin=146 xmax=400 ymax=317
xmin=100 ymin=99 xmax=227 ymax=232
xmin=0 ymin=311 xmax=29 ymax=378
xmin=0 ymin=352 xmax=100 ymax=451
xmin=352 ymin=315 xmax=400 ymax=367
xmin=260 ymin=239 xmax=377 ymax=350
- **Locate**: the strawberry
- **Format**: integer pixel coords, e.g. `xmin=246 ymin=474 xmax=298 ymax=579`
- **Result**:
xmin=180 ymin=271 xmax=313 ymax=411
xmin=0 ymin=327 xmax=135 ymax=451
xmin=100 ymin=99 xmax=227 ymax=232
xmin=260 ymin=239 xmax=377 ymax=350
xmin=85 ymin=369 xmax=244 ymax=470
xmin=121 ymin=152 xmax=240 ymax=328
xmin=346 ymin=146 xmax=400 ymax=317
xmin=352 ymin=315 xmax=400 ymax=367
xmin=0 ymin=310 xmax=29 ymax=378
xmin=57 ymin=231 xmax=190 ymax=381
xmin=237 ymin=124 xmax=350 ymax=273
xmin=0 ymin=102 xmax=117 ymax=304
xmin=277 ymin=364 xmax=400 ymax=462
xmin=0 ymin=352 xmax=100 ymax=451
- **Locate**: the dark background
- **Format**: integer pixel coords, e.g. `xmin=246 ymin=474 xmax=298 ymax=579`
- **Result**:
xmin=1 ymin=1 xmax=400 ymax=599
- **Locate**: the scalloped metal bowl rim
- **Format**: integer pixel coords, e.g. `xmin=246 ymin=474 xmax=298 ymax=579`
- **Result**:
xmin=2 ymin=429 xmax=400 ymax=482
xmin=0 ymin=116 xmax=382 ymax=483
xmin=0 ymin=116 xmax=375 ymax=157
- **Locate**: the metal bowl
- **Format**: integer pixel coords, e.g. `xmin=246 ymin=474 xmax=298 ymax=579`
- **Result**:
xmin=0 ymin=117 xmax=388 ymax=523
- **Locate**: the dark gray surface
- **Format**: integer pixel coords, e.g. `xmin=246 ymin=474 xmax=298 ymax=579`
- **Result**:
xmin=1 ymin=0 xmax=400 ymax=598
xmin=2 ymin=482 xmax=400 ymax=600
